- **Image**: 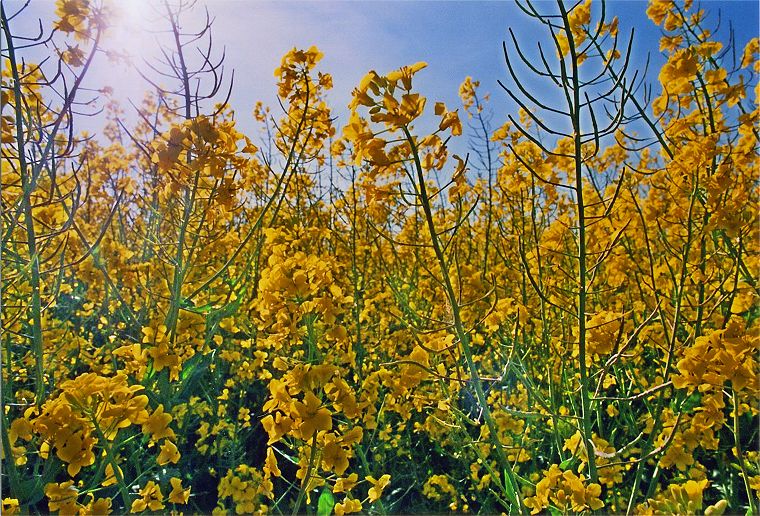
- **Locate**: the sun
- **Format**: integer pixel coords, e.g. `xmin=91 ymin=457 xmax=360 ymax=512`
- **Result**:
xmin=102 ymin=0 xmax=156 ymax=61
xmin=85 ymin=0 xmax=161 ymax=103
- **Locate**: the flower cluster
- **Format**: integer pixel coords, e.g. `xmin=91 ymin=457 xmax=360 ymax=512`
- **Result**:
xmin=2 ymin=1 xmax=758 ymax=514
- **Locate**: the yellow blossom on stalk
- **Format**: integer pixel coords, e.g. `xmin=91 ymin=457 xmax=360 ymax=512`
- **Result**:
xmin=556 ymin=0 xmax=592 ymax=57
xmin=458 ymin=76 xmax=482 ymax=116
xmin=434 ymin=102 xmax=463 ymax=136
xmin=45 ymin=481 xmax=79 ymax=514
xmin=142 ymin=404 xmax=176 ymax=441
xmin=25 ymin=373 xmax=150 ymax=478
xmin=349 ymin=71 xmax=379 ymax=109
xmin=148 ymin=344 xmax=180 ymax=376
xmin=157 ymin=439 xmax=181 ymax=465
xmin=217 ymin=465 xmax=273 ymax=513
xmin=660 ymin=34 xmax=683 ymax=52
xmin=334 ymin=473 xmax=359 ymax=493
xmin=568 ymin=0 xmax=592 ymax=40
xmin=265 ymin=447 xmax=281 ymax=477
xmin=80 ymin=495 xmax=112 ymax=515
xmin=325 ymin=379 xmax=361 ymax=419
xmin=672 ymin=321 xmax=758 ymax=394
xmin=102 ymin=463 xmax=122 ymax=487
xmin=642 ymin=479 xmax=712 ymax=514
xmin=131 ymin=481 xmax=164 ymax=513
xmin=348 ymin=62 xmax=428 ymax=132
xmin=524 ymin=465 xmax=604 ymax=514
xmin=335 ymin=498 xmax=363 ymax=516
xmin=387 ymin=61 xmax=427 ymax=90
xmin=168 ymin=477 xmax=191 ymax=504
xmin=56 ymin=431 xmax=96 ymax=476
xmin=54 ymin=0 xmax=93 ymax=39
xmin=658 ymin=48 xmax=699 ymax=94
xmin=423 ymin=474 xmax=458 ymax=502
xmin=275 ymin=45 xmax=325 ymax=100
xmin=660 ymin=443 xmax=695 ymax=471
xmin=61 ymin=44 xmax=86 ymax=67
xmin=262 ymin=378 xmax=293 ymax=412
xmin=291 ymin=390 xmax=332 ymax=439
xmin=322 ymin=432 xmax=350 ymax=474
xmin=585 ymin=311 xmax=623 ymax=357
xmin=261 ymin=411 xmax=294 ymax=444
xmin=2 ymin=499 xmax=20 ymax=516
xmin=741 ymin=37 xmax=759 ymax=69
xmin=647 ymin=0 xmax=672 ymax=25
xmin=367 ymin=474 xmax=391 ymax=502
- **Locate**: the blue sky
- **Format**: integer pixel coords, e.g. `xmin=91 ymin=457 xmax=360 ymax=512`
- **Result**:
xmin=6 ymin=1 xmax=759 ymax=146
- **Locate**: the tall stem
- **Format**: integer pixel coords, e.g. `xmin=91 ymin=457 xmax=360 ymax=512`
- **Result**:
xmin=403 ymin=125 xmax=525 ymax=513
xmin=557 ymin=0 xmax=598 ymax=485
xmin=733 ymin=391 xmax=758 ymax=515
xmin=3 ymin=4 xmax=44 ymax=405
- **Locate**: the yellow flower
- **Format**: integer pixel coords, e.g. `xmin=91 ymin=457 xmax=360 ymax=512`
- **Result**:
xmin=750 ymin=475 xmax=760 ymax=494
xmin=334 ymin=473 xmax=359 ymax=494
xmin=265 ymin=446 xmax=281 ymax=477
xmin=2 ymin=498 xmax=20 ymax=516
xmin=567 ymin=0 xmax=592 ymax=43
xmin=660 ymin=35 xmax=684 ymax=52
xmin=322 ymin=433 xmax=350 ymax=475
xmin=658 ymin=49 xmax=699 ymax=94
xmin=399 ymin=93 xmax=427 ymax=123
xmin=142 ymin=404 xmax=176 ymax=441
xmin=62 ymin=44 xmax=85 ymax=67
xmin=442 ymin=110 xmax=462 ymax=136
xmin=168 ymin=477 xmax=191 ymax=504
xmin=148 ymin=343 xmax=180 ymax=373
xmin=157 ymin=439 xmax=181 ymax=465
xmin=261 ymin=411 xmax=294 ymax=444
xmin=367 ymin=474 xmax=391 ymax=502
xmin=660 ymin=445 xmax=695 ymax=471
xmin=386 ymin=61 xmax=427 ymax=90
xmin=9 ymin=418 xmax=33 ymax=442
xmin=80 ymin=495 xmax=112 ymax=515
xmin=131 ymin=481 xmax=164 ymax=513
xmin=335 ymin=497 xmax=362 ymax=516
xmin=458 ymin=76 xmax=481 ymax=115
xmin=741 ymin=37 xmax=759 ymax=68
xmin=582 ymin=482 xmax=605 ymax=511
xmin=45 ymin=481 xmax=79 ymax=514
xmin=291 ymin=391 xmax=332 ymax=440
xmin=102 ymin=463 xmax=122 ymax=487
xmin=423 ymin=475 xmax=458 ymax=502
xmin=647 ymin=0 xmax=672 ymax=25
xmin=56 ymin=431 xmax=96 ymax=477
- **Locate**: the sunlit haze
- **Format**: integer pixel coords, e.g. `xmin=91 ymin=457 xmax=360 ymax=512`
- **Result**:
xmin=9 ymin=0 xmax=759 ymax=142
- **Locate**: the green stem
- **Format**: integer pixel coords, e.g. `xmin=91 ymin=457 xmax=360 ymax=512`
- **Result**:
xmin=355 ymin=445 xmax=387 ymax=515
xmin=402 ymin=124 xmax=525 ymax=513
xmin=91 ymin=416 xmax=132 ymax=510
xmin=292 ymin=433 xmax=319 ymax=516
xmin=733 ymin=391 xmax=758 ymax=515
xmin=2 ymin=3 xmax=44 ymax=406
xmin=557 ymin=0 xmax=597 ymax=485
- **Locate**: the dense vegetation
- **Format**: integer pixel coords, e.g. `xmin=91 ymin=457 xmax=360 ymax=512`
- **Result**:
xmin=2 ymin=0 xmax=758 ymax=514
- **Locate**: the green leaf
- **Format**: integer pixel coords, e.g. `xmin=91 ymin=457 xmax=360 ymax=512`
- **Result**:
xmin=559 ymin=457 xmax=575 ymax=470
xmin=317 ymin=486 xmax=335 ymax=516
xmin=548 ymin=505 xmax=563 ymax=516
xmin=503 ymin=469 xmax=519 ymax=506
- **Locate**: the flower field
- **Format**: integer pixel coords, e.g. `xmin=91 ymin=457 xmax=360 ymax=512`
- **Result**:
xmin=1 ymin=0 xmax=758 ymax=514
